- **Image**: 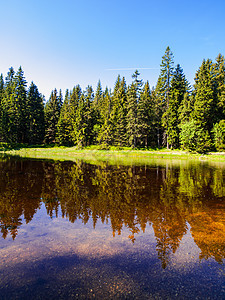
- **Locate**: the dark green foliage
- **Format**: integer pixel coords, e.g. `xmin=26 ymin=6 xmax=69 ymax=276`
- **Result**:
xmin=44 ymin=89 xmax=61 ymax=144
xmin=179 ymin=120 xmax=212 ymax=153
xmin=155 ymin=46 xmax=174 ymax=148
xmin=3 ymin=67 xmax=28 ymax=143
xmin=137 ymin=81 xmax=153 ymax=147
xmin=212 ymin=120 xmax=225 ymax=151
xmin=0 ymin=74 xmax=4 ymax=140
xmin=213 ymin=54 xmax=225 ymax=120
xmin=57 ymin=89 xmax=73 ymax=145
xmin=178 ymin=92 xmax=194 ymax=124
xmin=163 ymin=64 xmax=190 ymax=149
xmin=126 ymin=70 xmax=143 ymax=148
xmin=2 ymin=50 xmax=225 ymax=153
xmin=109 ymin=76 xmax=128 ymax=146
xmin=192 ymin=59 xmax=216 ymax=131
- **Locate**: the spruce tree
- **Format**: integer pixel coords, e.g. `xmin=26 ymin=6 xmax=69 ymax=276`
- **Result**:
xmin=27 ymin=82 xmax=45 ymax=144
xmin=57 ymin=89 xmax=73 ymax=145
xmin=3 ymin=67 xmax=28 ymax=143
xmin=192 ymin=59 xmax=216 ymax=132
xmin=155 ymin=46 xmax=174 ymax=148
xmin=44 ymin=89 xmax=61 ymax=144
xmin=162 ymin=64 xmax=189 ymax=149
xmin=97 ymin=87 xmax=113 ymax=145
xmin=126 ymin=70 xmax=142 ymax=148
xmin=213 ymin=54 xmax=225 ymax=120
xmin=0 ymin=74 xmax=4 ymax=141
xmin=137 ymin=81 xmax=153 ymax=147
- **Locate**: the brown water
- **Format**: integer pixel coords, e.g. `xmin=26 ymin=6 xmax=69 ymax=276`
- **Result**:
xmin=0 ymin=157 xmax=224 ymax=299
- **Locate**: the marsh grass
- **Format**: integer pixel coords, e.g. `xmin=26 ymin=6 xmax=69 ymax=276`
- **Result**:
xmin=1 ymin=145 xmax=225 ymax=166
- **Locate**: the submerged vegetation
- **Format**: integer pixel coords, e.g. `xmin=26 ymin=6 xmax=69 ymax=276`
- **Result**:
xmin=1 ymin=47 xmax=225 ymax=153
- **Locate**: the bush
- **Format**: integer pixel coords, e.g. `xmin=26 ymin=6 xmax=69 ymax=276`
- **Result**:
xmin=212 ymin=120 xmax=225 ymax=151
xmin=179 ymin=120 xmax=212 ymax=153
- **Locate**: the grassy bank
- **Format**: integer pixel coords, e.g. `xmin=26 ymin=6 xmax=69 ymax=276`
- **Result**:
xmin=1 ymin=146 xmax=225 ymax=166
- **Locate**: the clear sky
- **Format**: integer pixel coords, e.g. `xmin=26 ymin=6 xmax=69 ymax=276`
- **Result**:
xmin=1 ymin=0 xmax=225 ymax=99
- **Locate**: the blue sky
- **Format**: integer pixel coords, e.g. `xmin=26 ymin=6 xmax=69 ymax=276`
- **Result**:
xmin=1 ymin=0 xmax=225 ymax=99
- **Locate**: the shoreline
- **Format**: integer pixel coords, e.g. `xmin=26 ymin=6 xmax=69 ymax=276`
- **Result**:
xmin=1 ymin=147 xmax=225 ymax=165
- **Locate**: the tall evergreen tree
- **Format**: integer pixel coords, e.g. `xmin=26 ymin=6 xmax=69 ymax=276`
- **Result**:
xmin=3 ymin=67 xmax=28 ymax=143
xmin=126 ymin=70 xmax=143 ymax=148
xmin=155 ymin=46 xmax=174 ymax=148
xmin=162 ymin=64 xmax=189 ymax=149
xmin=0 ymin=74 xmax=4 ymax=141
xmin=57 ymin=89 xmax=73 ymax=145
xmin=213 ymin=54 xmax=225 ymax=120
xmin=192 ymin=59 xmax=216 ymax=132
xmin=97 ymin=87 xmax=113 ymax=145
xmin=137 ymin=81 xmax=153 ymax=147
xmin=44 ymin=89 xmax=61 ymax=143
xmin=27 ymin=82 xmax=45 ymax=144
xmin=109 ymin=76 xmax=128 ymax=146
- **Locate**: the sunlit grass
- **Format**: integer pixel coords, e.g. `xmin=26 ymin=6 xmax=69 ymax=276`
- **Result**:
xmin=1 ymin=146 xmax=225 ymax=166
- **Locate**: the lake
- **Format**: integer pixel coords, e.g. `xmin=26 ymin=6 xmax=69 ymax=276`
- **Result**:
xmin=0 ymin=156 xmax=224 ymax=299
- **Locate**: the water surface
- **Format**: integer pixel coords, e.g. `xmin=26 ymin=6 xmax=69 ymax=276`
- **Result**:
xmin=0 ymin=157 xmax=225 ymax=299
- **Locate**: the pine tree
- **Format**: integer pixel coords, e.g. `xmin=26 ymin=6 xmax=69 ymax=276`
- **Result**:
xmin=97 ymin=87 xmax=113 ymax=145
xmin=44 ymin=89 xmax=61 ymax=144
xmin=14 ymin=66 xmax=28 ymax=143
xmin=126 ymin=71 xmax=142 ymax=148
xmin=137 ymin=81 xmax=153 ymax=147
xmin=162 ymin=64 xmax=189 ymax=149
xmin=0 ymin=74 xmax=4 ymax=141
xmin=1 ymin=67 xmax=15 ymax=142
xmin=192 ymin=59 xmax=216 ymax=132
xmin=180 ymin=59 xmax=216 ymax=152
xmin=27 ymin=82 xmax=45 ymax=144
xmin=84 ymin=85 xmax=96 ymax=145
xmin=178 ymin=92 xmax=194 ymax=124
xmin=155 ymin=46 xmax=174 ymax=148
xmin=57 ymin=89 xmax=73 ymax=145
xmin=213 ymin=54 xmax=225 ymax=120
xmin=3 ymin=67 xmax=28 ymax=143
xmin=109 ymin=76 xmax=128 ymax=146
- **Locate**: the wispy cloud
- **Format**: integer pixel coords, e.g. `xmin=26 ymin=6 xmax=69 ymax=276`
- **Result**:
xmin=105 ymin=67 xmax=159 ymax=71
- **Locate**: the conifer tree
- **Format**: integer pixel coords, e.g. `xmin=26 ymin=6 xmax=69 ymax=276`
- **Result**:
xmin=214 ymin=54 xmax=225 ymax=120
xmin=44 ymin=89 xmax=61 ymax=144
xmin=1 ymin=67 xmax=15 ymax=142
xmin=84 ymin=85 xmax=96 ymax=145
xmin=71 ymin=92 xmax=88 ymax=147
xmin=127 ymin=70 xmax=143 ymax=148
xmin=14 ymin=66 xmax=28 ymax=143
xmin=3 ymin=67 xmax=28 ymax=143
xmin=162 ymin=64 xmax=189 ymax=149
xmin=192 ymin=59 xmax=216 ymax=132
xmin=109 ymin=76 xmax=128 ymax=146
xmin=0 ymin=74 xmax=4 ymax=141
xmin=57 ymin=89 xmax=73 ymax=145
xmin=27 ymin=82 xmax=45 ymax=144
xmin=97 ymin=87 xmax=113 ymax=145
xmin=155 ymin=46 xmax=174 ymax=148
xmin=178 ymin=92 xmax=194 ymax=124
xmin=180 ymin=59 xmax=216 ymax=152
xmin=137 ymin=81 xmax=153 ymax=147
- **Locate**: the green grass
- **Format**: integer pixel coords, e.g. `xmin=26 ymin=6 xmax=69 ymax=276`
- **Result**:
xmin=1 ymin=145 xmax=225 ymax=166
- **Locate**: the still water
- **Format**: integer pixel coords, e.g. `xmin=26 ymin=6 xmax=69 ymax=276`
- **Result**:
xmin=0 ymin=156 xmax=225 ymax=299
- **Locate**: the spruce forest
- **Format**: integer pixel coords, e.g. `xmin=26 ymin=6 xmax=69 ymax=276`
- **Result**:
xmin=1 ymin=47 xmax=225 ymax=153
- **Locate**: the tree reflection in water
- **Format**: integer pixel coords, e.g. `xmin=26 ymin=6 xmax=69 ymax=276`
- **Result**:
xmin=0 ymin=157 xmax=225 ymax=267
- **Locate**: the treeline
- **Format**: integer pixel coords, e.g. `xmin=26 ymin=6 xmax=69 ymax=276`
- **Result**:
xmin=1 ymin=47 xmax=225 ymax=153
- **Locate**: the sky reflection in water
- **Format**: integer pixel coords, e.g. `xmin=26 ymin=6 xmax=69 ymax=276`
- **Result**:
xmin=0 ymin=157 xmax=224 ymax=299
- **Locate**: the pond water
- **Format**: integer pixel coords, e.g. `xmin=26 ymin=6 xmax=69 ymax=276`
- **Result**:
xmin=0 ymin=156 xmax=225 ymax=299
